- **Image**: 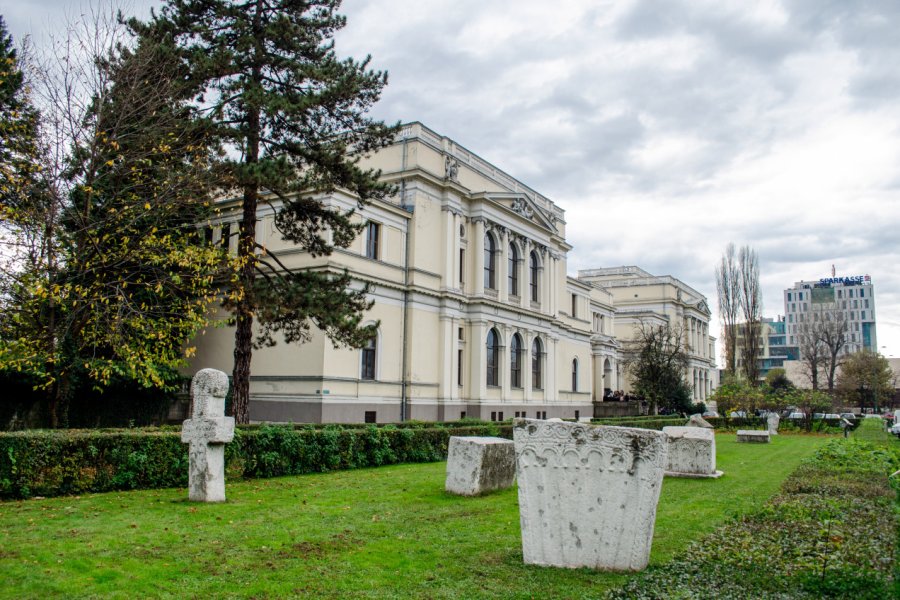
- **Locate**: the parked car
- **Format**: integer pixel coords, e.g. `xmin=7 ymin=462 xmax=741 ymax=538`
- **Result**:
xmin=729 ymin=411 xmax=747 ymax=418
xmin=890 ymin=422 xmax=900 ymax=438
xmin=812 ymin=413 xmax=841 ymax=420
xmin=840 ymin=412 xmax=857 ymax=421
xmin=702 ymin=410 xmax=719 ymax=418
xmin=787 ymin=412 xmax=805 ymax=420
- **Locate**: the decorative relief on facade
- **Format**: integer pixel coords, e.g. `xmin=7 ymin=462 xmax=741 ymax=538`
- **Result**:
xmin=511 ymin=197 xmax=534 ymax=219
xmin=444 ymin=155 xmax=460 ymax=182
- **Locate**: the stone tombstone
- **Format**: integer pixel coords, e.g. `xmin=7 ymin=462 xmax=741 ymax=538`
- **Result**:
xmin=445 ymin=436 xmax=516 ymax=496
xmin=513 ymin=419 xmax=668 ymax=571
xmin=736 ymin=430 xmax=770 ymax=443
xmin=686 ymin=413 xmax=714 ymax=429
xmin=767 ymin=412 xmax=780 ymax=435
xmin=181 ymin=369 xmax=235 ymax=502
xmin=661 ymin=426 xmax=723 ymax=478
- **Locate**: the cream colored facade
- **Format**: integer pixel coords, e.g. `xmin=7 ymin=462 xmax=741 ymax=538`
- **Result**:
xmin=190 ymin=123 xmax=620 ymax=423
xmin=578 ymin=266 xmax=718 ymax=402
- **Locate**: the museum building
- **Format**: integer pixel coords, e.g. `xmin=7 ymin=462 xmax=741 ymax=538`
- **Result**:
xmin=189 ymin=123 xmax=713 ymax=423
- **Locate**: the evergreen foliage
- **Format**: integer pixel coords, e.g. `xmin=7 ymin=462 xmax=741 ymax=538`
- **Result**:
xmin=131 ymin=0 xmax=398 ymax=422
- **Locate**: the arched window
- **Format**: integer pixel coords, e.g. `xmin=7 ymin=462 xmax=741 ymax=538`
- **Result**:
xmin=484 ymin=233 xmax=496 ymax=290
xmin=510 ymin=333 xmax=522 ymax=388
xmin=508 ymin=243 xmax=519 ymax=296
xmin=531 ymin=337 xmax=543 ymax=390
xmin=572 ymin=358 xmax=578 ymax=392
xmin=529 ymin=251 xmax=540 ymax=302
xmin=486 ymin=328 xmax=500 ymax=386
xmin=361 ymin=335 xmax=377 ymax=380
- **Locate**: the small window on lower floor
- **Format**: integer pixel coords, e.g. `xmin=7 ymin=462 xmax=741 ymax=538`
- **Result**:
xmin=574 ymin=410 xmax=580 ymax=420
xmin=498 ymin=411 xmax=504 ymax=421
xmin=364 ymin=411 xmax=376 ymax=424
xmin=460 ymin=411 xmax=466 ymax=419
xmin=490 ymin=411 xmax=497 ymax=422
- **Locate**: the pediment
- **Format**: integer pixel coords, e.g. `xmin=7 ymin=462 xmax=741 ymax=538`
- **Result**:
xmin=487 ymin=193 xmax=557 ymax=232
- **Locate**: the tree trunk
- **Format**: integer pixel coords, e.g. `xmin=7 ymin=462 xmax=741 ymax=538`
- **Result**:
xmin=231 ymin=159 xmax=259 ymax=424
xmin=231 ymin=83 xmax=261 ymax=424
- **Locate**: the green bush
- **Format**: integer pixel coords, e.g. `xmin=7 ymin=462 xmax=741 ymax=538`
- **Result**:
xmin=606 ymin=437 xmax=900 ymax=599
xmin=0 ymin=424 xmax=512 ymax=499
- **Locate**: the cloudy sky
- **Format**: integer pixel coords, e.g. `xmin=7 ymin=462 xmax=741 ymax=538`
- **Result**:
xmin=7 ymin=0 xmax=900 ymax=363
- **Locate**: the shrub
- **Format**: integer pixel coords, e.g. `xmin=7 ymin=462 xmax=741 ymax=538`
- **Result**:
xmin=606 ymin=437 xmax=900 ymax=599
xmin=0 ymin=424 xmax=512 ymax=499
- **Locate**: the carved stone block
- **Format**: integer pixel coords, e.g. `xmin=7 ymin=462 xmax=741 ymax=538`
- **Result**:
xmin=736 ymin=430 xmax=770 ymax=443
xmin=513 ymin=419 xmax=667 ymax=571
xmin=445 ymin=436 xmax=516 ymax=496
xmin=662 ymin=426 xmax=722 ymax=478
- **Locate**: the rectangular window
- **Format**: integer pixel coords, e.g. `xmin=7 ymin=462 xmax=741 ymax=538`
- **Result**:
xmin=365 ymin=222 xmax=380 ymax=259
xmin=574 ymin=410 xmax=580 ymax=421
xmin=364 ymin=411 xmax=376 ymax=424
xmin=571 ymin=294 xmax=577 ymax=317
xmin=498 ymin=411 xmax=504 ymax=421
xmin=861 ymin=311 xmax=866 ymax=319
xmin=490 ymin=411 xmax=497 ymax=422
xmin=460 ymin=411 xmax=466 ymax=419
xmin=459 ymin=249 xmax=465 ymax=285
xmin=865 ymin=299 xmax=869 ymax=308
xmin=541 ymin=411 xmax=547 ymax=419
xmin=849 ymin=289 xmax=854 ymax=298
xmin=798 ymin=292 xmax=803 ymax=301
xmin=361 ymin=340 xmax=376 ymax=380
xmin=458 ymin=327 xmax=464 ymax=340
xmin=457 ymin=349 xmax=463 ymax=386
xmin=860 ymin=289 xmax=865 ymax=298
xmin=787 ymin=292 xmax=792 ymax=301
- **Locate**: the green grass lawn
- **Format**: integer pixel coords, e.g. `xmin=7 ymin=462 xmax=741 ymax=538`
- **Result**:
xmin=0 ymin=433 xmax=828 ymax=599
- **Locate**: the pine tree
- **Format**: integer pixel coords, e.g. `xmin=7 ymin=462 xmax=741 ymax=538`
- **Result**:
xmin=132 ymin=0 xmax=397 ymax=422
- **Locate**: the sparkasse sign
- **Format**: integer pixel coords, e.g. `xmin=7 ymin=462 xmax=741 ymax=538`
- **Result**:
xmin=817 ymin=275 xmax=871 ymax=286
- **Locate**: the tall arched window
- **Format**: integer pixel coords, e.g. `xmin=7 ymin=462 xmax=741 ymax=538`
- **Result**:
xmin=361 ymin=335 xmax=377 ymax=380
xmin=529 ymin=251 xmax=540 ymax=302
xmin=484 ymin=233 xmax=496 ymax=290
xmin=531 ymin=337 xmax=543 ymax=390
xmin=486 ymin=328 xmax=500 ymax=386
xmin=572 ymin=358 xmax=579 ymax=392
xmin=510 ymin=333 xmax=522 ymax=388
xmin=508 ymin=243 xmax=519 ymax=296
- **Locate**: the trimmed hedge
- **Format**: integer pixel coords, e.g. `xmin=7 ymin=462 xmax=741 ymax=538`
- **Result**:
xmin=0 ymin=424 xmax=512 ymax=499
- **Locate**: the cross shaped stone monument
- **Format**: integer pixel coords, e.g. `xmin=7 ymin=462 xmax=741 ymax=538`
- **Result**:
xmin=181 ymin=368 xmax=235 ymax=502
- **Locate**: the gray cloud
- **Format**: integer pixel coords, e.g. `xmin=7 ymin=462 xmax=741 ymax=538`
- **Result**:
xmin=9 ymin=0 xmax=900 ymax=358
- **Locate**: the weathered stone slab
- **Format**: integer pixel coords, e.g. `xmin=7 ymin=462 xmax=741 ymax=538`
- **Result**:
xmin=182 ymin=369 xmax=235 ymax=502
xmin=767 ymin=412 xmax=780 ymax=435
xmin=662 ymin=426 xmax=723 ymax=478
xmin=686 ymin=413 xmax=714 ymax=429
xmin=513 ymin=419 xmax=667 ymax=571
xmin=736 ymin=430 xmax=770 ymax=443
xmin=445 ymin=436 xmax=516 ymax=496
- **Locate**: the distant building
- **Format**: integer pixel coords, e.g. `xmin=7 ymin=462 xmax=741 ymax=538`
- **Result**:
xmin=577 ymin=266 xmax=717 ymax=402
xmin=734 ymin=316 xmax=799 ymax=381
xmin=783 ymin=275 xmax=877 ymax=357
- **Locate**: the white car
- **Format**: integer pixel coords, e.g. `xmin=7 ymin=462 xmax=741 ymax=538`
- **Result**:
xmin=787 ymin=412 xmax=805 ymax=420
xmin=891 ymin=422 xmax=900 ymax=438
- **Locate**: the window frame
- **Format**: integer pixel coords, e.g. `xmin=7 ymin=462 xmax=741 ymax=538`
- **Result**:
xmin=365 ymin=221 xmax=380 ymax=259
